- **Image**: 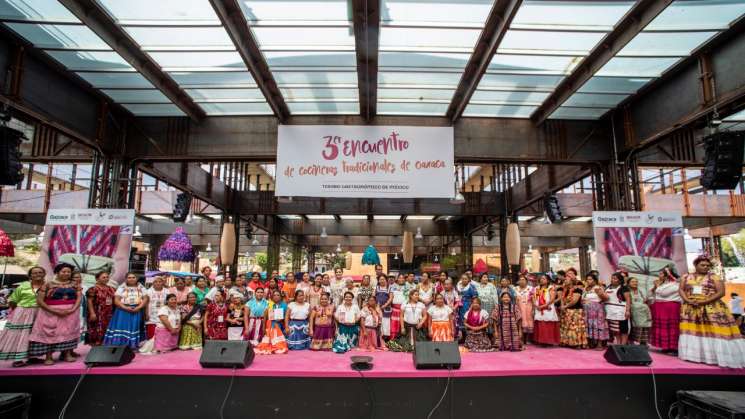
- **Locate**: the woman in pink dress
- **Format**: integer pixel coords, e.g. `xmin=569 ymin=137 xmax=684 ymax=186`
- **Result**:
xmin=515 ymin=275 xmax=534 ymax=345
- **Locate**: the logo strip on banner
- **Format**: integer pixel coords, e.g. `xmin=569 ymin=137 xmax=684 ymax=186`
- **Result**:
xmin=275 ymin=125 xmax=455 ymax=199
xmin=45 ymin=209 xmax=136 ymax=226
xmin=591 ymin=211 xmax=683 ymax=228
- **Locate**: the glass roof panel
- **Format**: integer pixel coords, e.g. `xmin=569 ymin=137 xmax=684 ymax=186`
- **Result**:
xmin=618 ymin=31 xmax=718 ymax=57
xmin=511 ymin=1 xmax=634 ymax=31
xmin=498 ymin=30 xmax=605 ymax=55
xmin=272 ymin=71 xmax=358 ymax=85
xmin=489 ymin=54 xmax=581 ymax=74
xmin=287 ymin=101 xmax=359 ymax=114
xmin=5 ymin=23 xmax=110 ymax=50
xmin=101 ymin=89 xmax=170 ymax=103
xmin=479 ymin=73 xmax=563 ymax=90
xmin=45 ymin=50 xmax=133 ymax=71
xmin=378 ymin=88 xmax=455 ymax=101
xmin=548 ymin=107 xmax=610 ymax=120
xmin=470 ymin=90 xmax=549 ymax=104
xmin=121 ymin=103 xmax=185 ymax=116
xmin=646 ymin=0 xmax=745 ymax=31
xmin=596 ymin=57 xmax=682 ymax=77
xmin=562 ymin=93 xmax=629 ymax=108
xmin=577 ymin=76 xmax=652 ymax=94
xmin=199 ymin=102 xmax=273 ymax=115
xmin=77 ymin=72 xmax=154 ymax=88
xmin=380 ymin=27 xmax=481 ymax=51
xmin=170 ymin=71 xmax=257 ymax=87
xmin=280 ymin=88 xmax=358 ymax=101
xmin=239 ymin=0 xmax=350 ymax=23
xmin=264 ymin=51 xmax=356 ymax=68
xmin=381 ymin=0 xmax=493 ymax=26
xmin=378 ymin=71 xmax=462 ymax=87
xmin=97 ymin=0 xmax=219 ymax=25
xmin=147 ymin=51 xmax=245 ymax=70
xmin=124 ymin=27 xmax=235 ymax=50
xmin=185 ymin=88 xmax=266 ymax=101
xmin=251 ymin=26 xmax=354 ymax=49
xmin=0 ymin=0 xmax=79 ymax=23
xmin=377 ymin=102 xmax=450 ymax=116
xmin=379 ymin=52 xmax=470 ymax=69
xmin=462 ymin=103 xmax=537 ymax=118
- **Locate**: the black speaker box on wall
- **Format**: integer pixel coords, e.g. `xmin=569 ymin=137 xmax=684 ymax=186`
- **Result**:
xmin=700 ymin=130 xmax=745 ymax=190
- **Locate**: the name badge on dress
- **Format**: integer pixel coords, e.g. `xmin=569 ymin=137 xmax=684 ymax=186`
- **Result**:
xmin=105 ymin=297 xmax=112 ymax=305
xmin=692 ymin=285 xmax=703 ymax=295
xmin=344 ymin=311 xmax=355 ymax=323
xmin=217 ymin=315 xmax=224 ymax=323
xmin=273 ymin=308 xmax=284 ymax=320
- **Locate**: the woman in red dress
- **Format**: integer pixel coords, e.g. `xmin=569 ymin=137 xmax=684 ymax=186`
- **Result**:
xmin=85 ymin=271 xmax=116 ymax=346
xmin=204 ymin=290 xmax=229 ymax=340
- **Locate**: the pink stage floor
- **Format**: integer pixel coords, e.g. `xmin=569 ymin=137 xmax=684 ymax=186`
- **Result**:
xmin=1 ymin=346 xmax=743 ymax=378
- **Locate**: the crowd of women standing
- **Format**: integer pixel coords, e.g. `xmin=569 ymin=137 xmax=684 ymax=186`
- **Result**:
xmin=0 ymin=257 xmax=743 ymax=368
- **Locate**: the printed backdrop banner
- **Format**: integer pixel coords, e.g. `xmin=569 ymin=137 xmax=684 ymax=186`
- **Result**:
xmin=276 ymin=125 xmax=454 ymax=198
xmin=39 ymin=209 xmax=135 ymax=288
xmin=592 ymin=211 xmax=686 ymax=290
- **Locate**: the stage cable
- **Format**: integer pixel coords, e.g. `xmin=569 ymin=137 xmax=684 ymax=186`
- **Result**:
xmin=648 ymin=365 xmax=663 ymax=419
xmin=426 ymin=367 xmax=452 ymax=419
xmin=356 ymin=368 xmax=375 ymax=419
xmin=219 ymin=367 xmax=238 ymax=419
xmin=58 ymin=364 xmax=92 ymax=419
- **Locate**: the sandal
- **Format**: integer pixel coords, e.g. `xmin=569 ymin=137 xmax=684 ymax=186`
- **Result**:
xmin=64 ymin=355 xmax=76 ymax=362
xmin=11 ymin=361 xmax=26 ymax=368
xmin=43 ymin=359 xmax=54 ymax=366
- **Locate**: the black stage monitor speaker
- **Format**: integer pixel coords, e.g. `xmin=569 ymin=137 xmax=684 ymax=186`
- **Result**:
xmin=604 ymin=344 xmax=652 ymax=366
xmin=413 ymin=342 xmax=461 ymax=370
xmin=677 ymin=390 xmax=745 ymax=419
xmin=700 ymin=130 xmax=745 ymax=190
xmin=200 ymin=340 xmax=254 ymax=369
xmin=85 ymin=345 xmax=135 ymax=367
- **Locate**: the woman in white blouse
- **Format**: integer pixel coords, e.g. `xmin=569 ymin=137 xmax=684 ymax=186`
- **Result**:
xmin=427 ymin=293 xmax=454 ymax=341
xmin=153 ymin=293 xmax=180 ymax=353
xmin=648 ymin=267 xmax=682 ymax=353
xmin=332 ymin=292 xmax=361 ymax=353
xmin=285 ymin=291 xmax=311 ymax=350
xmin=386 ymin=290 xmax=428 ymax=352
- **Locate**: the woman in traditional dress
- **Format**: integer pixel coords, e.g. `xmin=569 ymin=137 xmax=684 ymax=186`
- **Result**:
xmin=227 ymin=294 xmax=245 ymax=341
xmin=244 ymin=287 xmax=268 ymax=346
xmin=145 ymin=276 xmax=167 ymax=340
xmin=296 ymin=272 xmax=312 ymax=297
xmin=178 ymin=292 xmax=203 ymax=350
xmin=154 ymin=294 xmax=180 ymax=353
xmin=649 ymin=267 xmax=681 ymax=353
xmin=515 ymin=275 xmax=534 ymax=345
xmin=435 ymin=271 xmax=448 ymax=294
xmin=168 ymin=277 xmax=191 ymax=306
xmin=333 ymin=291 xmax=361 ymax=353
xmin=309 ymin=292 xmax=335 ymax=351
xmin=417 ymin=272 xmax=435 ymax=307
xmin=375 ymin=275 xmax=392 ymax=339
xmin=0 ymin=266 xmax=46 ymax=367
xmin=428 ymin=293 xmax=454 ymax=342
xmin=204 ymin=290 xmax=228 ymax=340
xmin=359 ymin=295 xmax=386 ymax=350
xmin=103 ymin=272 xmax=147 ymax=350
xmin=441 ymin=278 xmax=461 ymax=336
xmin=533 ymin=275 xmax=560 ymax=346
xmin=387 ymin=289 xmax=428 ymax=352
xmin=582 ymin=273 xmax=609 ymax=349
xmin=463 ymin=297 xmax=494 ymax=352
xmin=559 ymin=278 xmax=588 ymax=349
xmin=605 ymin=272 xmax=631 ymax=345
xmin=456 ymin=274 xmax=478 ymax=342
xmin=256 ymin=290 xmax=289 ymax=355
xmin=388 ymin=274 xmax=408 ymax=340
xmin=678 ymin=255 xmax=745 ymax=368
xmin=491 ymin=291 xmax=523 ymax=351
xmin=357 ymin=275 xmax=375 ymax=309
xmin=307 ymin=275 xmax=325 ymax=311
xmin=286 ymin=290 xmax=311 ymax=350
xmin=85 ymin=271 xmax=115 ymax=347
xmin=192 ymin=277 xmax=210 ymax=307
xmin=281 ymin=272 xmax=297 ymax=303
xmin=628 ymin=277 xmax=651 ymax=345
xmin=28 ymin=263 xmax=82 ymax=365
xmin=474 ymin=273 xmax=498 ymax=317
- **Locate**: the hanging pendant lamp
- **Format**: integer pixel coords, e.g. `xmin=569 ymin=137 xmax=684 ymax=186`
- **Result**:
xmin=220 ymin=221 xmax=236 ymax=266
xmin=402 ymin=231 xmax=414 ymax=264
xmin=505 ymin=221 xmax=521 ymax=266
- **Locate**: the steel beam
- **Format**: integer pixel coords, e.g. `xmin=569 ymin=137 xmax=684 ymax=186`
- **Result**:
xmin=141 ymin=162 xmax=232 ymax=211
xmin=530 ymin=0 xmax=673 ymax=125
xmin=446 ymin=0 xmax=522 ymax=122
xmin=209 ymin=0 xmax=290 ymax=122
xmin=58 ymin=0 xmax=205 ymax=121
xmin=508 ymin=165 xmax=592 ymax=211
xmin=352 ymin=0 xmax=379 ymax=121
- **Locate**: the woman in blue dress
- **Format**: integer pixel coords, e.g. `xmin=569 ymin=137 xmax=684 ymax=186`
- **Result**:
xmin=375 ymin=275 xmax=392 ymax=339
xmin=103 ymin=273 xmax=148 ymax=349
xmin=243 ymin=287 xmax=268 ymax=346
xmin=455 ymin=273 xmax=478 ymax=342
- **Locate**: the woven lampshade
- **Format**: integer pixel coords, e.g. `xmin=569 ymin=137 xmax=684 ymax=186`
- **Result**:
xmin=344 ymin=251 xmax=353 ymax=268
xmin=220 ymin=223 xmax=236 ymax=266
xmin=402 ymin=231 xmax=414 ymax=264
xmin=505 ymin=222 xmax=521 ymax=266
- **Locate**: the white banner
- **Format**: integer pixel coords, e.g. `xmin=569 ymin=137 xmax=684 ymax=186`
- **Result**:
xmin=45 ymin=208 xmax=135 ymax=227
xmin=591 ymin=211 xmax=683 ymax=228
xmin=276 ymin=125 xmax=454 ymax=198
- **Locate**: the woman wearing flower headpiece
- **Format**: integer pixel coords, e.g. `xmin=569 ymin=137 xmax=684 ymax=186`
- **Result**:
xmin=678 ymin=255 xmax=745 ymax=368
